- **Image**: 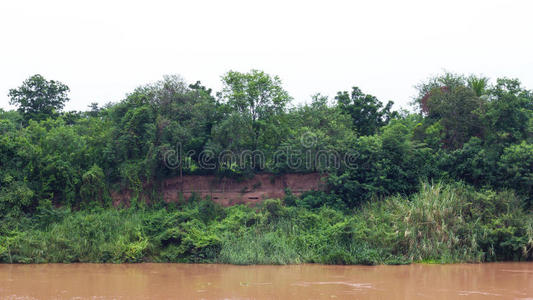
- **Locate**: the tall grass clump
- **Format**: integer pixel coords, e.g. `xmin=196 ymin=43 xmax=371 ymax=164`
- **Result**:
xmin=217 ymin=199 xmax=309 ymax=264
xmin=0 ymin=208 xmax=147 ymax=263
xmin=218 ymin=221 xmax=302 ymax=265
xmin=367 ymin=182 xmax=533 ymax=263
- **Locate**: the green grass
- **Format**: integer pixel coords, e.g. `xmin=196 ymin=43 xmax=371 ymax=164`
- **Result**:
xmin=1 ymin=183 xmax=532 ymax=264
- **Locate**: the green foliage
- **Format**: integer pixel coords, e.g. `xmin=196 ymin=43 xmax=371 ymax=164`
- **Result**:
xmin=467 ymin=75 xmax=489 ymax=97
xmin=336 ymin=86 xmax=396 ymax=135
xmin=80 ymin=165 xmax=108 ymax=206
xmin=0 ymin=183 xmax=531 ymax=264
xmin=484 ymin=78 xmax=533 ymax=145
xmin=3 ymin=70 xmax=529 ymax=210
xmin=499 ymin=142 xmax=533 ymax=203
xmin=0 ymin=71 xmax=532 ymax=265
xmin=218 ymin=70 xmax=291 ymax=155
xmin=219 ymin=70 xmax=291 ymax=123
xmin=0 ymin=180 xmax=34 ymax=216
xmin=428 ymin=85 xmax=484 ymax=148
xmin=0 ymin=209 xmax=148 ymax=263
xmin=328 ymin=119 xmax=435 ymax=207
xmin=8 ymin=74 xmax=70 ymax=122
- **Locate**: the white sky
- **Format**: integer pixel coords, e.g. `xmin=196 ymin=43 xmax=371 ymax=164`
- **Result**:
xmin=0 ymin=0 xmax=532 ymax=112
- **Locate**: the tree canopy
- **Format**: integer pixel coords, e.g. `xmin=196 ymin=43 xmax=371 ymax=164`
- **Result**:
xmin=8 ymin=74 xmax=70 ymax=122
xmin=0 ymin=71 xmax=532 ymax=214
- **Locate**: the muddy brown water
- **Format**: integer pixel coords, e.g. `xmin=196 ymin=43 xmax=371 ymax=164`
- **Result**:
xmin=0 ymin=263 xmax=532 ymax=299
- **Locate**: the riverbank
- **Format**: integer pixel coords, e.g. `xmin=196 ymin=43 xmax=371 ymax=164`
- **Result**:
xmin=1 ymin=183 xmax=532 ymax=264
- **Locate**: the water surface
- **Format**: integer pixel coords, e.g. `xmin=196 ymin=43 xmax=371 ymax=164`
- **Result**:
xmin=0 ymin=263 xmax=532 ymax=299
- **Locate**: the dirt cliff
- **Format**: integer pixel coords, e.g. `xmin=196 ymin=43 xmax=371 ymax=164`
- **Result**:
xmin=112 ymin=173 xmax=326 ymax=206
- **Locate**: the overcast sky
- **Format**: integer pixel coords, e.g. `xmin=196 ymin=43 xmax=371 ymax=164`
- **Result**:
xmin=1 ymin=0 xmax=532 ymax=112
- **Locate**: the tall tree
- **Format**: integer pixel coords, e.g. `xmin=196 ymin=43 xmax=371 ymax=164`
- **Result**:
xmin=484 ymin=78 xmax=533 ymax=145
xmin=335 ymin=87 xmax=395 ymax=136
xmin=8 ymin=74 xmax=70 ymax=122
xmin=219 ymin=70 xmax=291 ymax=122
xmin=415 ymin=73 xmax=486 ymax=149
xmin=218 ymin=70 xmax=291 ymax=149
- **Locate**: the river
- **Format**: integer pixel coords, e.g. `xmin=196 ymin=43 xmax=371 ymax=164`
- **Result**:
xmin=0 ymin=263 xmax=532 ymax=299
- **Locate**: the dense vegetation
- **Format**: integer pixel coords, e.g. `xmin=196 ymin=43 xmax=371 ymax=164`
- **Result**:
xmin=0 ymin=71 xmax=532 ymax=264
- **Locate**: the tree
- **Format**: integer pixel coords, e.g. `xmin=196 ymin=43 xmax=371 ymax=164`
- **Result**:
xmin=499 ymin=141 xmax=533 ymax=204
xmin=328 ymin=119 xmax=432 ymax=208
xmin=484 ymin=78 xmax=533 ymax=145
xmin=467 ymin=75 xmax=489 ymax=97
xmin=426 ymin=85 xmax=485 ymax=149
xmin=8 ymin=74 xmax=70 ymax=122
xmin=87 ymin=103 xmax=100 ymax=118
xmin=219 ymin=70 xmax=291 ymax=122
xmin=218 ymin=70 xmax=291 ymax=149
xmin=415 ymin=73 xmax=486 ymax=149
xmin=276 ymin=94 xmax=356 ymax=173
xmin=335 ymin=87 xmax=395 ymax=136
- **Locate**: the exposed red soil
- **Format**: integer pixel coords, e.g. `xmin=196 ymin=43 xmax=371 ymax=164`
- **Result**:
xmin=112 ymin=173 xmax=326 ymax=206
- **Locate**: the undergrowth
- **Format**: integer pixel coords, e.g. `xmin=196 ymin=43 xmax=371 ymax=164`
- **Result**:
xmin=1 ymin=183 xmax=531 ymax=264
